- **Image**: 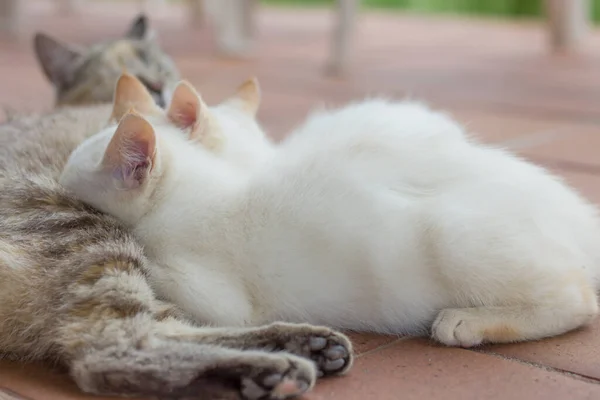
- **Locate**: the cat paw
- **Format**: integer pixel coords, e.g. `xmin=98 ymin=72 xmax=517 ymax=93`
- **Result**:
xmin=431 ymin=309 xmax=484 ymax=348
xmin=240 ymin=353 xmax=316 ymax=400
xmin=72 ymin=345 xmax=315 ymax=400
xmin=261 ymin=323 xmax=353 ymax=377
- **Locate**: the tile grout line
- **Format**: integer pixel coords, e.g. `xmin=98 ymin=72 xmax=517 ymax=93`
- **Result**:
xmin=468 ymin=348 xmax=600 ymax=385
xmin=0 ymin=387 xmax=33 ymax=400
xmin=355 ymin=337 xmax=413 ymax=359
xmin=493 ymin=127 xmax=600 ymax=176
xmin=496 ymin=124 xmax=600 ymax=152
xmin=498 ymin=130 xmax=563 ymax=151
xmin=527 ymin=156 xmax=600 ymax=176
xmin=350 ymin=335 xmax=600 ymax=383
xmin=445 ymin=99 xmax=600 ymax=129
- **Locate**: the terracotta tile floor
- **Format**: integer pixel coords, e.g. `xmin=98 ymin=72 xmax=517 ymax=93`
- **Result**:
xmin=1 ymin=1 xmax=600 ymax=399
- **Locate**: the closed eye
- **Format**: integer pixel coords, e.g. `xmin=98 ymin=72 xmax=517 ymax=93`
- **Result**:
xmin=136 ymin=48 xmax=149 ymax=64
xmin=137 ymin=75 xmax=165 ymax=108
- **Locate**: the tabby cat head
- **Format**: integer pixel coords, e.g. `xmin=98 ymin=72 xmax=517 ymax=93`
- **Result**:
xmin=33 ymin=14 xmax=179 ymax=108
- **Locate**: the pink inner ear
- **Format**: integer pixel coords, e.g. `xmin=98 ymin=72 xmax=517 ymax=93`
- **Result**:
xmin=130 ymin=134 xmax=154 ymax=161
xmin=113 ymin=158 xmax=151 ymax=189
xmin=113 ymin=137 xmax=154 ymax=189
xmin=172 ymin=102 xmax=197 ymax=129
xmin=105 ymin=112 xmax=156 ymax=189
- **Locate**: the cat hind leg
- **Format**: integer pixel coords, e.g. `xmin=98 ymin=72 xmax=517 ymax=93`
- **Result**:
xmin=431 ymin=278 xmax=598 ymax=347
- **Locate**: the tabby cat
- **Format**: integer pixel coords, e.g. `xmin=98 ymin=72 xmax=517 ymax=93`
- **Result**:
xmin=0 ymin=15 xmax=352 ymax=400
xmin=33 ymin=14 xmax=179 ymax=107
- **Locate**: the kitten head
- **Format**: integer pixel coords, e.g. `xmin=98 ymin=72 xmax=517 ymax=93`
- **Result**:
xmin=112 ymin=73 xmax=275 ymax=170
xmin=34 ymin=14 xmax=179 ymax=108
xmin=167 ymin=77 xmax=275 ymax=169
xmin=60 ymin=74 xmax=270 ymax=224
xmin=59 ymin=110 xmax=177 ymax=224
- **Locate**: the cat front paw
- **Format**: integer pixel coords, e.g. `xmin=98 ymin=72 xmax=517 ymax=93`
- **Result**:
xmin=431 ymin=309 xmax=484 ymax=348
xmin=261 ymin=322 xmax=354 ymax=377
xmin=72 ymin=345 xmax=316 ymax=400
xmin=239 ymin=353 xmax=316 ymax=400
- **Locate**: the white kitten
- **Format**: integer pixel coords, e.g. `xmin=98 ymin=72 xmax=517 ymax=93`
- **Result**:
xmin=61 ymin=85 xmax=600 ymax=347
xmin=166 ymin=76 xmax=276 ymax=172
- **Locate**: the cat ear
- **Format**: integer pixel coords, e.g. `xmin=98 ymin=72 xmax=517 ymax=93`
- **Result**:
xmin=167 ymin=81 xmax=207 ymax=133
xmin=111 ymin=73 xmax=161 ymax=122
xmin=126 ymin=14 xmax=151 ymax=40
xmin=224 ymin=77 xmax=261 ymax=116
xmin=33 ymin=33 xmax=83 ymax=88
xmin=102 ymin=112 xmax=156 ymax=189
xmin=168 ymin=81 xmax=224 ymax=150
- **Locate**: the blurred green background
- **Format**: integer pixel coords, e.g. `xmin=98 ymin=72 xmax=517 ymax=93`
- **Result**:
xmin=264 ymin=0 xmax=600 ymax=23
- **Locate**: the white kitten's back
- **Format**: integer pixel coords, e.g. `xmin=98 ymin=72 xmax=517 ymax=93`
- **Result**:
xmin=238 ymin=99 xmax=600 ymax=339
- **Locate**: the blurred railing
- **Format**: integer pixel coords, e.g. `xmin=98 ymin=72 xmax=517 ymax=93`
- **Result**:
xmin=0 ymin=0 xmax=593 ymax=76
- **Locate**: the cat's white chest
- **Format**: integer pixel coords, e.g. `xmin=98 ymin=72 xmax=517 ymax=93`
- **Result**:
xmin=137 ymin=218 xmax=256 ymax=327
xmin=148 ymin=256 xmax=255 ymax=326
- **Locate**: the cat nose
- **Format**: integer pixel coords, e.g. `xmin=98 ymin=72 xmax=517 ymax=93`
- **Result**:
xmin=136 ymin=76 xmax=166 ymax=107
xmin=147 ymin=81 xmax=164 ymax=92
xmin=136 ymin=75 xmax=164 ymax=93
xmin=152 ymin=92 xmax=166 ymax=108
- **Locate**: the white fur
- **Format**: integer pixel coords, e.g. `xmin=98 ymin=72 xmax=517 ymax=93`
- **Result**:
xmin=60 ymin=99 xmax=600 ymax=347
xmin=209 ymin=103 xmax=276 ymax=171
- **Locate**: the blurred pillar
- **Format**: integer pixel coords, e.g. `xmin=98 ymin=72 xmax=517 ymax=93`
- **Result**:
xmin=243 ymin=0 xmax=258 ymax=39
xmin=209 ymin=0 xmax=253 ymax=57
xmin=545 ymin=0 xmax=589 ymax=51
xmin=327 ymin=0 xmax=359 ymax=76
xmin=56 ymin=0 xmax=81 ymax=15
xmin=0 ymin=0 xmax=21 ymax=37
xmin=188 ymin=0 xmax=205 ymax=28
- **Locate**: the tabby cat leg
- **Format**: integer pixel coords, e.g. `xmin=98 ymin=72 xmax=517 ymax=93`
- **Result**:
xmin=432 ymin=282 xmax=598 ymax=347
xmin=57 ymin=261 xmax=346 ymax=399
xmin=72 ymin=337 xmax=316 ymax=400
xmin=159 ymin=321 xmax=354 ymax=377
